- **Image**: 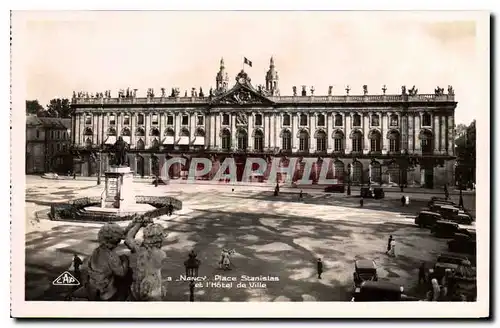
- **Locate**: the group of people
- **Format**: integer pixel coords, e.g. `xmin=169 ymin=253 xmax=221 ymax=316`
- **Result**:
xmin=69 ymin=215 xmax=168 ymax=301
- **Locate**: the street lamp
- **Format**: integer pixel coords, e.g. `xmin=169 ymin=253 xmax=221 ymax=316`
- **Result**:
xmin=96 ymin=148 xmax=102 ymax=185
xmin=346 ymin=164 xmax=352 ymax=196
xmin=184 ymin=250 xmax=200 ymax=302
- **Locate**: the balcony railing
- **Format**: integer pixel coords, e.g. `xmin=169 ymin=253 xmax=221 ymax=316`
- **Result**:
xmin=72 ymin=93 xmax=455 ymax=106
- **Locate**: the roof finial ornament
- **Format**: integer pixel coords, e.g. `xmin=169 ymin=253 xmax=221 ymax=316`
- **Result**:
xmin=270 ymin=56 xmax=275 ymax=68
xmin=220 ymin=57 xmax=225 ymax=69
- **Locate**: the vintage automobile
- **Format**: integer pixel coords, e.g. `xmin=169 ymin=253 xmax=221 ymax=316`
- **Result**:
xmin=353 ymin=259 xmax=378 ymax=286
xmin=359 ymin=187 xmax=384 ymax=199
xmin=448 ymin=232 xmax=476 ymax=255
xmin=324 ymin=184 xmax=345 ymax=193
xmin=360 ymin=187 xmax=373 ymax=198
xmin=430 ymin=252 xmax=471 ymax=281
xmin=431 ymin=220 xmax=463 ymax=238
xmin=428 ymin=198 xmax=456 ymax=208
xmin=351 ymin=281 xmax=419 ymax=302
xmin=414 ymin=211 xmax=443 ymax=228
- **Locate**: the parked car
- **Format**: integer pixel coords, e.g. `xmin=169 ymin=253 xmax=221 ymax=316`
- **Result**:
xmin=431 ymin=220 xmax=462 ymax=238
xmin=448 ymin=233 xmax=476 ymax=255
xmin=428 ymin=198 xmax=456 ymax=207
xmin=415 ymin=211 xmax=443 ymax=228
xmin=431 ymin=253 xmax=471 ymax=281
xmin=353 ymin=259 xmax=378 ymax=287
xmin=324 ymin=185 xmax=345 ymax=193
xmin=351 ymin=281 xmax=419 ymax=302
xmin=450 ymin=212 xmax=474 ymax=225
xmin=360 ymin=187 xmax=373 ymax=198
xmin=431 ymin=204 xmax=474 ymax=225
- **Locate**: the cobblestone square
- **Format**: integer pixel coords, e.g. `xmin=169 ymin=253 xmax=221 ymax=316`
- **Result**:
xmin=25 ymin=176 xmax=475 ymax=301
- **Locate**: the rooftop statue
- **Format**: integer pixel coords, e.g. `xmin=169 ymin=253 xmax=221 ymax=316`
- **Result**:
xmin=363 ymin=85 xmax=368 ymax=95
xmin=401 ymin=85 xmax=407 ymax=95
xmin=161 ymin=88 xmax=166 ymax=97
xmin=447 ymin=85 xmax=454 ymax=95
xmin=293 ymin=86 xmax=297 ymax=96
xmin=434 ymin=86 xmax=445 ymax=96
xmin=310 ymin=86 xmax=315 ymax=96
xmin=72 ymin=91 xmax=76 ymax=98
xmin=301 ymin=85 xmax=307 ymax=96
xmin=408 ymin=85 xmax=418 ymax=96
xmin=328 ymin=86 xmax=333 ymax=96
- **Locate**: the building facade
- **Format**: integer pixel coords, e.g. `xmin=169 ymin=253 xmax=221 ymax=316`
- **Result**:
xmin=70 ymin=58 xmax=457 ymax=188
xmin=26 ymin=115 xmax=72 ymax=174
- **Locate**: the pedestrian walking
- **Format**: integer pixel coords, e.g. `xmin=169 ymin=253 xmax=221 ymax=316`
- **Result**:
xmin=154 ymin=176 xmax=158 ymax=187
xmin=405 ymin=195 xmax=410 ymax=206
xmin=387 ymin=238 xmax=396 ymax=257
xmin=444 ymin=184 xmax=449 ymax=200
xmin=73 ymin=171 xmax=76 ymax=180
xmin=459 ymin=189 xmax=464 ymax=209
xmin=316 ymin=258 xmax=323 ymax=279
xmin=387 ymin=235 xmax=393 ymax=252
xmin=401 ymin=195 xmax=405 ymax=207
xmin=299 ymin=190 xmax=303 ymax=201
xmin=360 ymin=197 xmax=364 ymax=207
xmin=167 ymin=202 xmax=173 ymax=216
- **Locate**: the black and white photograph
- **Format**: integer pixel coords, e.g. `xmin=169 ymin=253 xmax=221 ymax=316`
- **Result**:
xmin=10 ymin=9 xmax=490 ymax=318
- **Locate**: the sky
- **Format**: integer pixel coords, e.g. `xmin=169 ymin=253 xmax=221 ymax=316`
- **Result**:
xmin=14 ymin=11 xmax=484 ymax=125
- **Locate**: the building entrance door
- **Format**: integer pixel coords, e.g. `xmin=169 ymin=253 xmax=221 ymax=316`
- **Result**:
xmin=424 ymin=167 xmax=434 ymax=189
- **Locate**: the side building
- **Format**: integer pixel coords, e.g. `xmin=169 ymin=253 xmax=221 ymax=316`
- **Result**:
xmin=69 ymin=58 xmax=457 ymax=188
xmin=26 ymin=115 xmax=73 ymax=174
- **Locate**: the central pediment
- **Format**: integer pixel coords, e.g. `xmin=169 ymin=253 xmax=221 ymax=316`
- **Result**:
xmin=211 ymin=70 xmax=274 ymax=106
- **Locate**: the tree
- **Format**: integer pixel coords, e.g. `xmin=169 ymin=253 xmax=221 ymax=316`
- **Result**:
xmin=40 ymin=98 xmax=72 ymax=118
xmin=26 ymin=100 xmax=44 ymax=115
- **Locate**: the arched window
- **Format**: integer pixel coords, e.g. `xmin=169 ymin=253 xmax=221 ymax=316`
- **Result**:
xmin=299 ymin=130 xmax=309 ymax=152
xmin=390 ymin=114 xmax=399 ymax=127
xmin=420 ymin=130 xmax=433 ymax=154
xmin=351 ymin=161 xmax=363 ymax=185
xmin=221 ymin=129 xmax=231 ymax=150
xmin=150 ymin=127 xmax=160 ymax=137
xmin=282 ymin=114 xmax=291 ymax=126
xmin=164 ymin=128 xmax=175 ymax=137
xmin=195 ymin=128 xmax=205 ymax=137
xmin=85 ymin=137 xmax=92 ymax=148
xmin=351 ymin=130 xmax=363 ymax=152
xmin=422 ymin=113 xmax=432 ymax=127
xmin=333 ymin=160 xmax=345 ymax=179
xmin=334 ymin=114 xmax=343 ymax=127
xmin=370 ymin=161 xmax=382 ymax=184
xmin=107 ymin=127 xmax=116 ymax=136
xmin=237 ymin=129 xmax=247 ymax=151
xmin=333 ymin=130 xmax=344 ymax=152
xmin=180 ymin=129 xmax=190 ymax=137
xmin=150 ymin=138 xmax=160 ymax=150
xmin=369 ymin=130 xmax=382 ymax=152
xmin=83 ymin=127 xmax=93 ymax=136
xmin=352 ymin=114 xmax=361 ymax=127
xmin=121 ymin=127 xmax=131 ymax=136
xmin=135 ymin=127 xmax=145 ymax=136
xmin=254 ymin=129 xmax=263 ymax=151
xmin=282 ymin=130 xmax=291 ymax=150
xmin=136 ymin=138 xmax=145 ymax=150
xmin=316 ymin=130 xmax=327 ymax=152
xmin=371 ymin=114 xmax=380 ymax=126
xmin=388 ymin=130 xmax=401 ymax=153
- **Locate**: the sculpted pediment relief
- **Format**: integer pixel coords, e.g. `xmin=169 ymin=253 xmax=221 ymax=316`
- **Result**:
xmin=212 ymin=85 xmax=274 ymax=106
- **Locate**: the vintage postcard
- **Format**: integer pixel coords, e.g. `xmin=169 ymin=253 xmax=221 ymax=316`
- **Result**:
xmin=10 ymin=10 xmax=490 ymax=318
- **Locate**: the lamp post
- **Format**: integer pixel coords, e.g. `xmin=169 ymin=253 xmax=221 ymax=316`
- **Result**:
xmin=346 ymin=164 xmax=351 ymax=196
xmin=97 ymin=148 xmax=102 ymax=185
xmin=184 ymin=250 xmax=200 ymax=302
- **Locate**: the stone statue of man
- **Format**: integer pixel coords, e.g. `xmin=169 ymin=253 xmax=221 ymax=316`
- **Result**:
xmin=113 ymin=136 xmax=128 ymax=167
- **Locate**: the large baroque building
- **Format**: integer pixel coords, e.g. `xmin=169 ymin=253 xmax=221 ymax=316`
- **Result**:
xmin=70 ymin=57 xmax=457 ymax=188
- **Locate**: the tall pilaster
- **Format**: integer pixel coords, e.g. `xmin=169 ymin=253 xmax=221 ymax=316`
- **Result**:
xmin=440 ymin=115 xmax=447 ymax=154
xmin=327 ymin=113 xmax=333 ymax=152
xmin=292 ymin=113 xmax=299 ymax=150
xmin=345 ymin=114 xmax=352 ymax=153
xmin=231 ymin=113 xmax=237 ymax=150
xmin=434 ymin=115 xmax=440 ymax=153
xmin=382 ymin=112 xmax=389 ymax=154
xmin=363 ymin=114 xmax=369 ymax=154
xmin=310 ymin=113 xmax=317 ymax=152
xmin=414 ymin=114 xmax=421 ymax=153
xmin=401 ymin=113 xmax=408 ymax=152
xmin=247 ymin=113 xmax=254 ymax=151
xmin=447 ymin=115 xmax=455 ymax=156
xmin=408 ymin=114 xmax=414 ymax=152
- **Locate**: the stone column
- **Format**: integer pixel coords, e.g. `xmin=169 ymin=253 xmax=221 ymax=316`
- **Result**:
xmin=408 ymin=114 xmax=414 ymax=152
xmin=277 ymin=113 xmax=283 ymax=151
xmin=130 ymin=113 xmax=136 ymax=147
xmin=190 ymin=112 xmax=196 ymax=144
xmin=345 ymin=114 xmax=352 ymax=153
xmin=363 ymin=113 xmax=370 ymax=154
xmin=434 ymin=115 xmax=440 ymax=154
xmin=231 ymin=113 xmax=237 ymax=150
xmin=414 ymin=114 xmax=421 ymax=153
xmin=175 ymin=112 xmax=181 ymax=139
xmin=270 ymin=113 xmax=275 ymax=150
xmin=382 ymin=112 xmax=389 ymax=154
xmin=247 ymin=113 xmax=254 ymax=151
xmin=116 ymin=112 xmax=122 ymax=139
xmin=210 ymin=114 xmax=216 ymax=148
xmin=158 ymin=113 xmax=163 ymax=140
xmin=292 ymin=113 xmax=299 ymax=151
xmin=215 ymin=113 xmax=221 ymax=149
xmin=441 ymin=115 xmax=447 ymax=154
xmin=401 ymin=114 xmax=408 ymax=152
xmin=448 ymin=115 xmax=454 ymax=156
xmin=144 ymin=114 xmax=150 ymax=148
xmin=92 ymin=113 xmax=98 ymax=145
xmin=327 ymin=113 xmax=333 ymax=152
xmin=310 ymin=113 xmax=316 ymax=152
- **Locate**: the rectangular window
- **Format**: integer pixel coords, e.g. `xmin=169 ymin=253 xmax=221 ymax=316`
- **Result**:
xmin=197 ymin=115 xmax=204 ymax=126
xmin=282 ymin=136 xmax=291 ymax=150
xmin=85 ymin=116 xmax=92 ymax=125
xmin=283 ymin=114 xmax=291 ymax=126
xmin=299 ymin=138 xmax=309 ymax=151
xmin=255 ymin=114 xmax=263 ymax=126
xmin=109 ymin=115 xmax=116 ymax=125
xmin=334 ymin=139 xmax=342 ymax=151
xmin=152 ymin=114 xmax=159 ymax=125
xmin=254 ymin=137 xmax=263 ymax=151
xmin=317 ymin=138 xmax=326 ymax=151
xmin=182 ymin=115 xmax=189 ymax=126
xmin=222 ymin=114 xmax=230 ymax=125
xmin=123 ymin=115 xmax=130 ymax=125
xmin=137 ymin=114 xmax=144 ymax=125
xmin=167 ymin=115 xmax=174 ymax=125
xmin=300 ymin=114 xmax=308 ymax=126
xmin=334 ymin=115 xmax=343 ymax=127
xmin=353 ymin=139 xmax=361 ymax=152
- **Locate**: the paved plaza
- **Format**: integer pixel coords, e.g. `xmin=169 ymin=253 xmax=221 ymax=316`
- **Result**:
xmin=24 ymin=176 xmax=476 ymax=301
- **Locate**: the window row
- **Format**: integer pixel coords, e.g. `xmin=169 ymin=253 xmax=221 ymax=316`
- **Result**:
xmin=83 ymin=126 xmax=206 ymax=137
xmin=85 ymin=114 xmax=205 ymax=126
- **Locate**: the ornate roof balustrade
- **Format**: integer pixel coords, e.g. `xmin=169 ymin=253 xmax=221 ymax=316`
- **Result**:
xmin=71 ymin=93 xmax=455 ymax=106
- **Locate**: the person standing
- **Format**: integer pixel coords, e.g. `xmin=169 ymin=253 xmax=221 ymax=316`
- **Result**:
xmin=360 ymin=197 xmax=364 ymax=207
xmin=299 ymin=190 xmax=303 ymax=201
xmin=387 ymin=235 xmax=393 ymax=252
xmin=387 ymin=238 xmax=396 ymax=257
xmin=73 ymin=254 xmax=83 ymax=281
xmin=317 ymin=258 xmax=323 ymax=279
xmin=444 ymin=184 xmax=449 ymax=200
xmin=401 ymin=195 xmax=405 ymax=207
xmin=418 ymin=262 xmax=426 ymax=285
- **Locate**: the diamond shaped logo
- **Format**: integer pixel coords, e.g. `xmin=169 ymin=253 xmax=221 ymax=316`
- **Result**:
xmin=52 ymin=271 xmax=80 ymax=286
